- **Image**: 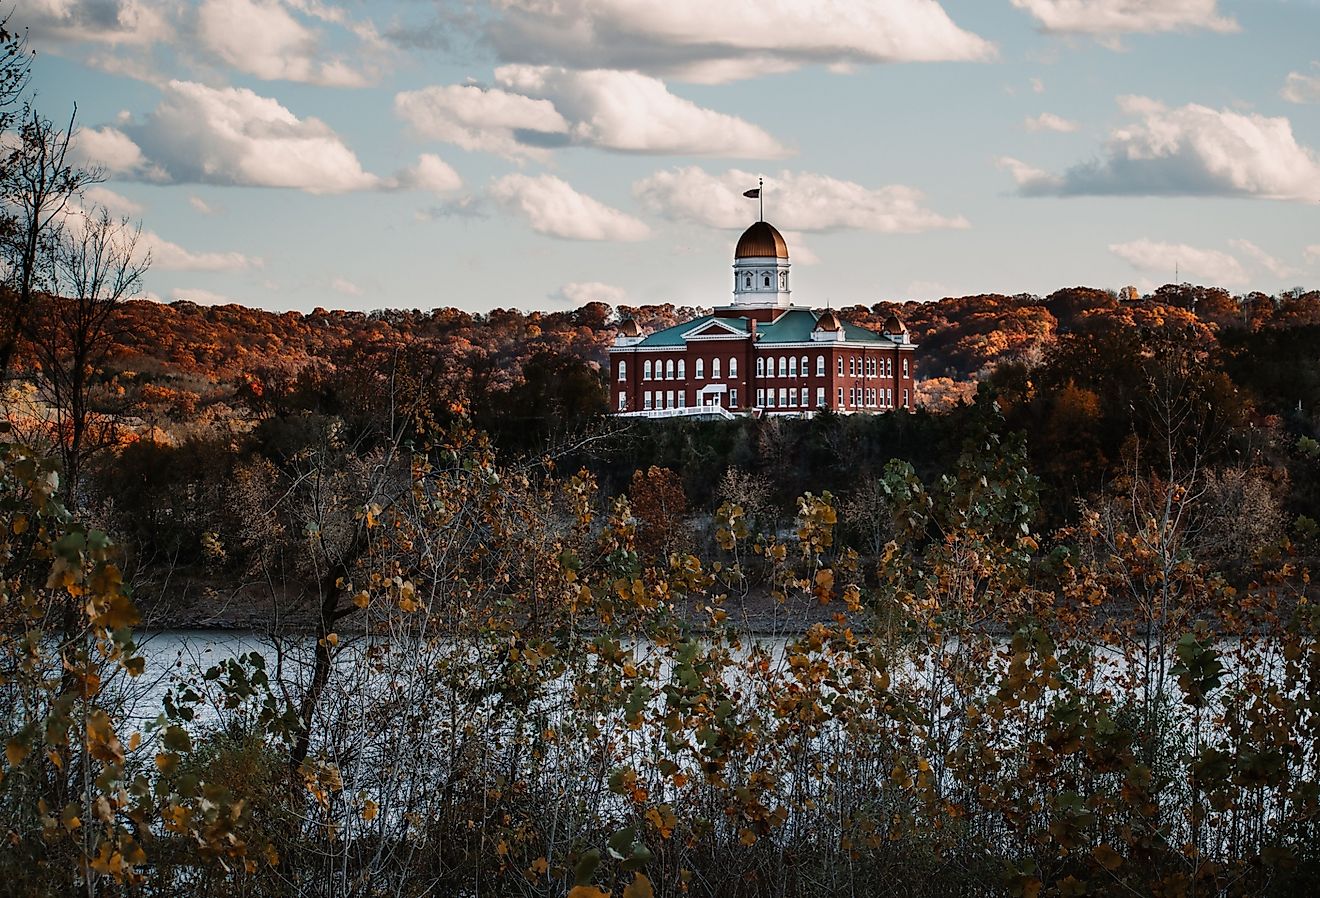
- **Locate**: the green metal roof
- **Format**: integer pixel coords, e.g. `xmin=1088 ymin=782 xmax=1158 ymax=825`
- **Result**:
xmin=840 ymin=321 xmax=887 ymax=343
xmin=634 ymin=307 xmax=893 ymax=348
xmin=756 ymin=308 xmax=816 ymax=343
xmin=636 ymin=315 xmax=748 ymax=347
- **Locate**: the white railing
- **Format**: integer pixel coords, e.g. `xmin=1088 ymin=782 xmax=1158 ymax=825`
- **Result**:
xmin=619 ymin=405 xmax=736 ymax=420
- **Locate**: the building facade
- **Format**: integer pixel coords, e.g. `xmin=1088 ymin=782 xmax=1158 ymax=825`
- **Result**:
xmin=609 ymin=220 xmax=917 ymax=419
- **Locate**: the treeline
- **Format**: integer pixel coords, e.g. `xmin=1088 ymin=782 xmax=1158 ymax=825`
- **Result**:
xmin=84 ymin=284 xmax=1320 ymax=592
xmin=34 ymin=283 xmax=1319 ymax=436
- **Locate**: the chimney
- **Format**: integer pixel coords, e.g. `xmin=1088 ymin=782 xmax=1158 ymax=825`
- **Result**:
xmin=748 ymin=319 xmax=757 ymax=340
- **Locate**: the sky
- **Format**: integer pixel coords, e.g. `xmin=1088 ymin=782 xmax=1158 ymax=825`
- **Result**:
xmin=22 ymin=0 xmax=1320 ymax=314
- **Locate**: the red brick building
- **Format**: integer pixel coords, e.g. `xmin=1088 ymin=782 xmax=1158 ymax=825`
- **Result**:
xmin=609 ymin=220 xmax=916 ymax=418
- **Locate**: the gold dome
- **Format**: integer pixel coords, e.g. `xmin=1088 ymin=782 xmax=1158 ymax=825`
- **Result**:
xmin=618 ymin=318 xmax=642 ymax=337
xmin=883 ymin=314 xmax=907 ymax=334
xmin=734 ymin=221 xmax=789 ymax=259
xmin=814 ymin=310 xmax=842 ymax=331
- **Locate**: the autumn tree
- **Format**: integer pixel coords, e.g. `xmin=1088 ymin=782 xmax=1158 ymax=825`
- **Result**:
xmin=629 ymin=465 xmax=690 ymax=558
xmin=0 ymin=104 xmax=97 ymax=379
xmin=27 ymin=207 xmax=149 ymax=504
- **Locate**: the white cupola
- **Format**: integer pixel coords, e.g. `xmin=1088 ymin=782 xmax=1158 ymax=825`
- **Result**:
xmin=731 ymin=220 xmax=791 ymax=308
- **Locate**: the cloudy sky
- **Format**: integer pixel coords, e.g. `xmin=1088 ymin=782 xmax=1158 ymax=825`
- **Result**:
xmin=29 ymin=0 xmax=1320 ymax=312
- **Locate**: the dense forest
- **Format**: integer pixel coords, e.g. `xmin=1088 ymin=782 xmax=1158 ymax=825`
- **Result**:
xmin=7 ymin=15 xmax=1320 ymax=898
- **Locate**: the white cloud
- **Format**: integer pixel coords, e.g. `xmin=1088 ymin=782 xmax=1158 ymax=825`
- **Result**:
xmin=483 ymin=0 xmax=994 ymax=83
xmin=1025 ymin=112 xmax=1079 ymax=133
xmin=74 ymin=126 xmax=158 ymax=178
xmin=1030 ymin=77 xmax=1046 ymax=94
xmin=493 ymin=66 xmax=790 ymax=157
xmin=551 ymin=281 xmax=629 ymax=305
xmin=1282 ymin=66 xmax=1320 ymax=104
xmin=394 ymin=84 xmax=569 ymax=160
xmin=396 ymin=69 xmax=789 ymax=160
xmin=23 ymin=0 xmax=176 ymax=46
xmin=489 ymin=174 xmax=650 ymax=241
xmin=1228 ymin=239 xmax=1295 ymax=279
xmin=65 ymin=189 xmax=256 ymax=271
xmin=103 ymin=80 xmax=380 ymax=192
xmin=634 ymin=167 xmax=967 ymax=234
xmin=330 ymin=276 xmax=363 ymax=296
xmin=146 ymin=232 xmax=259 ymax=271
xmin=1110 ymin=239 xmax=1246 ymax=286
xmin=196 ymin=0 xmax=375 ymax=87
xmin=1011 ymin=0 xmax=1237 ymax=36
xmin=395 ymin=153 xmax=463 ymax=193
xmin=169 ymin=287 xmax=237 ymax=305
xmin=997 ymin=156 xmax=1059 ymax=189
xmin=189 ymin=196 xmax=219 ymax=215
xmin=82 ymin=185 xmax=144 ymax=218
xmin=780 ymin=231 xmax=820 ymax=265
xmin=1007 ymin=96 xmax=1320 ymax=202
xmin=1307 ymin=245 xmax=1320 ymax=265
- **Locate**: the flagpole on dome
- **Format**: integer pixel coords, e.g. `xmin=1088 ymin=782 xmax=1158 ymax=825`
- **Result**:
xmin=743 ymin=178 xmax=764 ymax=222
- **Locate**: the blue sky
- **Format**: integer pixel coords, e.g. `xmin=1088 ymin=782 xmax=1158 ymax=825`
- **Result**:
xmin=25 ymin=0 xmax=1320 ymax=313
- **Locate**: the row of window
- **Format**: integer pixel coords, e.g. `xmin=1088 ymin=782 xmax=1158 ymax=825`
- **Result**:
xmin=626 ymin=358 xmax=740 ymax=382
xmin=754 ymin=355 xmax=910 ymax=379
xmin=629 ymin=389 xmax=740 ymax=411
xmin=759 ymin=355 xmax=825 ymax=377
xmin=753 ymin=387 xmax=909 ymax=410
xmin=622 ymin=354 xmax=911 ymax=383
xmin=621 ymin=387 xmax=912 ymax=413
xmin=758 ymin=387 xmax=825 ymax=409
xmin=844 ymin=387 xmax=902 ymax=408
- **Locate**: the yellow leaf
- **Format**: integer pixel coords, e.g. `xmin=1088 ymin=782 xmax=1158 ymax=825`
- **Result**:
xmin=623 ymin=873 xmax=654 ymax=898
xmin=739 ymin=828 xmax=757 ymax=846
xmin=1092 ymin=843 xmax=1123 ymax=871
xmin=529 ymin=857 xmax=549 ymax=875
xmin=363 ymin=799 xmax=378 ymax=821
xmin=567 ymin=887 xmax=610 ymax=898
xmin=12 ymin=514 xmax=28 ymax=535
xmin=5 ymin=738 xmax=28 ymax=767
xmin=352 ymin=591 xmax=370 ymax=609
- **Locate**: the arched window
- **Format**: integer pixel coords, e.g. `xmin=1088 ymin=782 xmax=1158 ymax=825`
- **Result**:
xmin=849 ymin=357 xmax=855 ymax=377
xmin=618 ymin=360 xmax=627 ymax=381
xmin=816 ymin=355 xmax=825 ymax=376
xmin=744 ymin=274 xmax=752 ymax=289
xmin=778 ymin=356 xmax=787 ymax=377
xmin=789 ymin=356 xmax=798 ymax=377
xmin=677 ymin=360 xmax=686 ymax=379
xmin=779 ymin=271 xmax=788 ymax=290
xmin=763 ymin=274 xmax=771 ymax=288
xmin=712 ymin=358 xmax=722 ymax=379
xmin=696 ymin=358 xmax=705 ymax=379
xmin=729 ymin=357 xmax=738 ymax=377
xmin=903 ymin=358 xmax=909 ymax=377
xmin=644 ymin=360 xmax=652 ymax=380
xmin=666 ymin=359 xmax=675 ymax=380
xmin=756 ymin=357 xmax=764 ymax=377
xmin=837 ymin=357 xmax=844 ymax=376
